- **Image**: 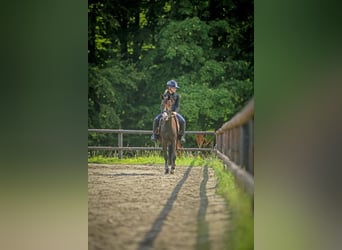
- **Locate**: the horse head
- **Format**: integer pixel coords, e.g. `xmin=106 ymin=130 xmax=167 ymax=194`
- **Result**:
xmin=161 ymin=94 xmax=175 ymax=121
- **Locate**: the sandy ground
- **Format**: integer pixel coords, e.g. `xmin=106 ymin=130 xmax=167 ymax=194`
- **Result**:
xmin=88 ymin=164 xmax=230 ymax=250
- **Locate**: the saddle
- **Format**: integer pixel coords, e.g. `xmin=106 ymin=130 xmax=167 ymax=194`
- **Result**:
xmin=157 ymin=113 xmax=180 ymax=135
xmin=173 ymin=114 xmax=180 ymax=134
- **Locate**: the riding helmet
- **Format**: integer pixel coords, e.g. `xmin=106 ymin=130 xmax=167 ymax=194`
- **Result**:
xmin=166 ymin=80 xmax=179 ymax=89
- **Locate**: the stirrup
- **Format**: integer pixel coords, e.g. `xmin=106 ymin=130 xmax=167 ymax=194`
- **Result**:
xmin=151 ymin=134 xmax=158 ymax=141
xmin=180 ymin=135 xmax=185 ymax=143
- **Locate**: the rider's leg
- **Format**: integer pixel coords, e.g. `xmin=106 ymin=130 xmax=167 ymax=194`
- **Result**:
xmin=176 ymin=113 xmax=186 ymax=143
xmin=151 ymin=114 xmax=161 ymax=141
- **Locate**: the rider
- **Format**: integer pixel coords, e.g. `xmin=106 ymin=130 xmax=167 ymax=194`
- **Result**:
xmin=151 ymin=80 xmax=186 ymax=143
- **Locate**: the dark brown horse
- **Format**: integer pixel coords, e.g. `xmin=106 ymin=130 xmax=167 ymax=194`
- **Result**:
xmin=159 ymin=94 xmax=179 ymax=174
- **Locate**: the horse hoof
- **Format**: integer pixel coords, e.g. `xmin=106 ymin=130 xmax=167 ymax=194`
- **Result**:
xmin=164 ymin=169 xmax=169 ymax=174
xmin=170 ymin=169 xmax=174 ymax=174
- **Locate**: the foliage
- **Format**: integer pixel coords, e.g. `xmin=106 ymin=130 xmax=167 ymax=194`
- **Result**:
xmin=88 ymin=0 xmax=254 ymax=147
xmin=88 ymin=59 xmax=146 ymax=146
xmin=88 ymin=3 xmax=254 ymax=247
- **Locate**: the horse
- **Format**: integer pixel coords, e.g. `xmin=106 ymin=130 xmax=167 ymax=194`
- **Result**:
xmin=159 ymin=94 xmax=179 ymax=174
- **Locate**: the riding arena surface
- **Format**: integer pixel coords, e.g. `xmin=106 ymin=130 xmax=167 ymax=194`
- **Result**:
xmin=88 ymin=163 xmax=230 ymax=250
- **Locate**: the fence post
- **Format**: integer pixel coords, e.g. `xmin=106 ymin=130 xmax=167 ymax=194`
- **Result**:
xmin=248 ymin=119 xmax=254 ymax=175
xmin=118 ymin=130 xmax=123 ymax=159
xmin=240 ymin=123 xmax=249 ymax=171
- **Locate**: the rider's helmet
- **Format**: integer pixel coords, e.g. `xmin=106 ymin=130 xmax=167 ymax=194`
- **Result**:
xmin=166 ymin=80 xmax=179 ymax=89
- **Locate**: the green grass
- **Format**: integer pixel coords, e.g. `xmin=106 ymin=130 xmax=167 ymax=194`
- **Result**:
xmin=88 ymin=153 xmax=208 ymax=166
xmin=208 ymin=158 xmax=254 ymax=250
xmin=88 ymin=155 xmax=253 ymax=250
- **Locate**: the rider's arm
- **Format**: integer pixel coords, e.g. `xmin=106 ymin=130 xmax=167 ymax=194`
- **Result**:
xmin=174 ymin=94 xmax=180 ymax=113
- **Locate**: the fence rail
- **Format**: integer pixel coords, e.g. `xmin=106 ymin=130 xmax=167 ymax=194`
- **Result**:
xmin=88 ymin=98 xmax=254 ymax=197
xmin=88 ymin=129 xmax=215 ymax=158
xmin=88 ymin=129 xmax=215 ymax=135
xmin=88 ymin=146 xmax=213 ymax=151
xmin=215 ymin=98 xmax=254 ymax=196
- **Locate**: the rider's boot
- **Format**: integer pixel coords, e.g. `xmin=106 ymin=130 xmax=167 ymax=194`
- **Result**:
xmin=150 ymin=119 xmax=159 ymax=141
xmin=179 ymin=122 xmax=186 ymax=143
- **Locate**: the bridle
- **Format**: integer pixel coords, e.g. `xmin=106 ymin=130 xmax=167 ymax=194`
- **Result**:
xmin=161 ymin=95 xmax=175 ymax=121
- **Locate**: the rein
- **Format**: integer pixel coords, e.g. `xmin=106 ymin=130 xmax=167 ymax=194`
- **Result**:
xmin=161 ymin=95 xmax=175 ymax=121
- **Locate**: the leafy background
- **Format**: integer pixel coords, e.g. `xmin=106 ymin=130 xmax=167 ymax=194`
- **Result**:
xmin=88 ymin=0 xmax=254 ymax=147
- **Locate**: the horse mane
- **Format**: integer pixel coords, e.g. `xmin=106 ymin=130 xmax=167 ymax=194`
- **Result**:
xmin=161 ymin=93 xmax=174 ymax=112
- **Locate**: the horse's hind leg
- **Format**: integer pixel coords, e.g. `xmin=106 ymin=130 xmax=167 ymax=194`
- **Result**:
xmin=170 ymin=163 xmax=175 ymax=174
xmin=164 ymin=159 xmax=169 ymax=174
xmin=167 ymin=145 xmax=173 ymax=174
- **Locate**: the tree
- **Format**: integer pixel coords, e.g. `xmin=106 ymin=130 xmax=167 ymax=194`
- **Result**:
xmin=88 ymin=0 xmax=254 ymax=143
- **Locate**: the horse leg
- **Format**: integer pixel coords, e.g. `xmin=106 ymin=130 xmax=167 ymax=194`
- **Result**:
xmin=168 ymin=145 xmax=172 ymax=168
xmin=163 ymin=144 xmax=169 ymax=174
xmin=167 ymin=144 xmax=171 ymax=166
xmin=170 ymin=142 xmax=176 ymax=174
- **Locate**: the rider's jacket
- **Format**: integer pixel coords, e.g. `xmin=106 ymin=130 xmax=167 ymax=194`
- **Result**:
xmin=160 ymin=89 xmax=180 ymax=113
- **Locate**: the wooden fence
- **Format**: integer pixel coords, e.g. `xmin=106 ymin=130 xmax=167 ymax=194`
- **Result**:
xmin=88 ymin=98 xmax=254 ymax=197
xmin=88 ymin=129 xmax=215 ymax=158
xmin=215 ymin=98 xmax=254 ymax=196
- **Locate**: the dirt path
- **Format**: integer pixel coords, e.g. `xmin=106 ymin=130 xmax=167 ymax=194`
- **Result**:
xmin=88 ymin=164 xmax=230 ymax=250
